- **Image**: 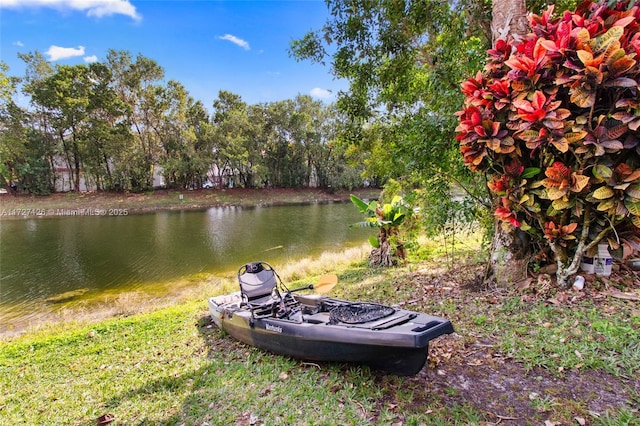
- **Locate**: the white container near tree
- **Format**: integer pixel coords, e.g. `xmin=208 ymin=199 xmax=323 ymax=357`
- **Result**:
xmin=594 ymin=243 xmax=613 ymax=277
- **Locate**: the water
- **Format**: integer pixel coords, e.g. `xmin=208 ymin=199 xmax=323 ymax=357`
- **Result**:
xmin=0 ymin=202 xmax=372 ymax=332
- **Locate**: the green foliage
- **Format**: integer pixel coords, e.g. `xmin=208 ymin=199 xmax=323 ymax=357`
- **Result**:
xmin=3 ymin=49 xmax=362 ymax=194
xmin=290 ymin=0 xmax=496 ymax=248
xmin=456 ymin=1 xmax=640 ymax=286
xmin=350 ymin=193 xmax=413 ymax=266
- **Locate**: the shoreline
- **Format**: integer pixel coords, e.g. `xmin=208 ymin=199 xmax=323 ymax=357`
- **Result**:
xmin=0 ymin=187 xmax=381 ymax=220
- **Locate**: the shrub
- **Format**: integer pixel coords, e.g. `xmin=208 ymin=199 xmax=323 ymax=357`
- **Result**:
xmin=455 ymin=0 xmax=640 ymax=287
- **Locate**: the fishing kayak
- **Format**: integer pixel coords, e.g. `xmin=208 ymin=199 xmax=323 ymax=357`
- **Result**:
xmin=207 ymin=262 xmax=454 ymax=376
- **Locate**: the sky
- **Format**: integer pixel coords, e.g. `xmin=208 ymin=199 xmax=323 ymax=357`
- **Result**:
xmin=0 ymin=0 xmax=346 ymax=110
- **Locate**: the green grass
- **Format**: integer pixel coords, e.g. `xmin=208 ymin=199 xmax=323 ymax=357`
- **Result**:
xmin=1 ymin=231 xmax=638 ymax=425
xmin=0 ymin=301 xmax=485 ymax=425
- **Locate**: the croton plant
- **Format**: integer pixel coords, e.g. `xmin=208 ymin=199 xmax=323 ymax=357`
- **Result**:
xmin=456 ymin=0 xmax=640 ymax=287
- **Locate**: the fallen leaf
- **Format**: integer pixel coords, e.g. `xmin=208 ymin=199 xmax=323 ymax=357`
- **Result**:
xmin=575 ymin=416 xmax=586 ymax=425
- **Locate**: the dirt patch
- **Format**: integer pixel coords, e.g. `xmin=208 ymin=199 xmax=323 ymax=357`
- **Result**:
xmin=409 ymin=336 xmax=640 ymax=424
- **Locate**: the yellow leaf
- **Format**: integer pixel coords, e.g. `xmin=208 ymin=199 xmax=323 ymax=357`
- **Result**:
xmin=552 ymin=198 xmax=572 ymax=210
xmin=597 ymin=198 xmax=615 ymax=211
xmin=625 ymin=197 xmax=640 ymax=216
xmin=577 ymin=49 xmax=594 ymax=65
xmin=576 ymin=28 xmax=591 ymax=45
xmin=592 ymin=186 xmax=614 ymax=200
xmin=565 ymin=131 xmax=587 ymax=143
xmin=552 ymin=138 xmax=569 ymax=153
xmin=546 ymin=187 xmax=567 ymax=200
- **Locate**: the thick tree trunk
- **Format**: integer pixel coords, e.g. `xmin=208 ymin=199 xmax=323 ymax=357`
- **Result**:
xmin=489 ymin=0 xmax=531 ymax=286
xmin=489 ymin=222 xmax=530 ymax=285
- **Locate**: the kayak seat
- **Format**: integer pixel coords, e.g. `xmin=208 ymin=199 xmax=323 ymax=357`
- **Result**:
xmin=238 ymin=261 xmax=300 ymax=320
xmin=238 ymin=262 xmax=279 ymax=306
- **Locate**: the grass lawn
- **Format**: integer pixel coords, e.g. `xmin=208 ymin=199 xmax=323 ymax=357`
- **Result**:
xmin=1 ymin=235 xmax=638 ymax=425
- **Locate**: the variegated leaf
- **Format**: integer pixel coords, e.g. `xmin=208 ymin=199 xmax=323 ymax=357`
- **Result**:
xmin=546 ymin=187 xmax=567 ymax=200
xmin=552 ymin=138 xmax=570 ymax=153
xmin=614 ymin=182 xmax=631 ymax=190
xmin=590 ymin=26 xmax=623 ymax=54
xmin=597 ymin=198 xmax=615 ymax=211
xmin=577 ymin=49 xmax=594 ymax=65
xmin=601 ymin=140 xmax=624 ymax=151
xmin=593 ymin=164 xmax=613 ymax=181
xmin=623 ymin=170 xmax=640 ymax=183
xmin=606 ymin=123 xmax=629 ymax=140
xmin=571 ymin=174 xmax=590 ymax=192
xmin=625 ymin=183 xmax=640 ymax=199
xmin=626 ymin=197 xmax=640 ymax=216
xmin=552 ymin=198 xmax=572 ymax=210
xmin=565 ymin=131 xmax=588 ymax=143
xmin=576 ymin=28 xmax=591 ymax=45
xmin=604 ymin=46 xmax=626 ymax=67
xmin=527 ymin=202 xmax=542 ymax=213
xmin=593 ymin=186 xmax=615 ymax=199
xmin=631 ymin=215 xmax=640 ymax=228
xmin=570 ymin=86 xmax=595 ymax=108
xmin=604 ymin=77 xmax=637 ymax=88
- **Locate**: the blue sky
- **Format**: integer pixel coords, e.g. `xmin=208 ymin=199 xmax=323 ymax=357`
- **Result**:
xmin=0 ymin=0 xmax=345 ymax=109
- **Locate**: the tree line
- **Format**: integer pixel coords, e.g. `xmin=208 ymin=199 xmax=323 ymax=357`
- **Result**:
xmin=0 ymin=50 xmax=367 ymax=194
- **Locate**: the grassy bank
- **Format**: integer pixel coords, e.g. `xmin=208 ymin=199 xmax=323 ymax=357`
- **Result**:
xmin=1 ymin=234 xmax=639 ymax=425
xmin=0 ymin=187 xmax=381 ymax=218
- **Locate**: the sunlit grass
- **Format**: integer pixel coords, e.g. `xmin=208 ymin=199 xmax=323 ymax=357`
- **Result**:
xmin=1 ymin=226 xmax=638 ymax=424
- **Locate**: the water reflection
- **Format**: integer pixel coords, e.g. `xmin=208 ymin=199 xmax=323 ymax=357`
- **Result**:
xmin=0 ymin=202 xmax=370 ymax=328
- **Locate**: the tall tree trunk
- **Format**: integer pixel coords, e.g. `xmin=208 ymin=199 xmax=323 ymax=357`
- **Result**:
xmin=491 ymin=0 xmax=529 ymax=45
xmin=488 ymin=0 xmax=531 ymax=286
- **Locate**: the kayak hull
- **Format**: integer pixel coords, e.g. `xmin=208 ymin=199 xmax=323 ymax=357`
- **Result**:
xmin=208 ymin=292 xmax=454 ymax=376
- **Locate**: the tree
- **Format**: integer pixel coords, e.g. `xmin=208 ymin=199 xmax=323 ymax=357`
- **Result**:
xmin=211 ymin=91 xmax=257 ymax=188
xmin=456 ymin=1 xmax=640 ymax=287
xmin=105 ymin=50 xmax=166 ymax=190
xmin=482 ymin=0 xmax=533 ymax=284
xmin=16 ymin=52 xmax=57 ymax=192
xmin=290 ymin=0 xmax=499 ymax=271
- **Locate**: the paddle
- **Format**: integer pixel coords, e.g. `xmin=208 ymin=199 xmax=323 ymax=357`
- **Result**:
xmin=289 ymin=274 xmax=338 ymax=294
xmin=311 ymin=273 xmax=338 ymax=294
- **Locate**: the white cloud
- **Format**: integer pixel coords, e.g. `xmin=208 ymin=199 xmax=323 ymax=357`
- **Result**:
xmin=13 ymin=41 xmax=24 ymax=47
xmin=310 ymin=88 xmax=333 ymax=99
xmin=45 ymin=45 xmax=85 ymax=61
xmin=218 ymin=34 xmax=250 ymax=50
xmin=0 ymin=0 xmax=141 ymax=21
xmin=84 ymin=55 xmax=98 ymax=63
